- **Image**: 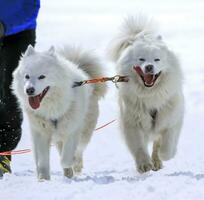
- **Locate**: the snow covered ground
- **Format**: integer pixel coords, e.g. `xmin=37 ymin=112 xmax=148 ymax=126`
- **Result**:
xmin=1 ymin=0 xmax=204 ymax=199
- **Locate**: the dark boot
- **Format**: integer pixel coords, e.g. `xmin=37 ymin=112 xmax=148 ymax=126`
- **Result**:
xmin=0 ymin=155 xmax=11 ymax=177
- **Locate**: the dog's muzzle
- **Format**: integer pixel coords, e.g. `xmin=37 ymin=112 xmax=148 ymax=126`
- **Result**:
xmin=28 ymin=86 xmax=50 ymax=110
xmin=133 ymin=65 xmax=161 ymax=87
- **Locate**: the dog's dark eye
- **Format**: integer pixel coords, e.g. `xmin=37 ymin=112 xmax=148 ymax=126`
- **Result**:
xmin=38 ymin=75 xmax=46 ymax=80
xmin=25 ymin=74 xmax=30 ymax=79
xmin=154 ymin=58 xmax=160 ymax=62
xmin=139 ymin=58 xmax=145 ymax=62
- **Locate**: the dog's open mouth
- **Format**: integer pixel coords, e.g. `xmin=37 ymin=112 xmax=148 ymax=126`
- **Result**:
xmin=133 ymin=66 xmax=161 ymax=87
xmin=28 ymin=86 xmax=50 ymax=110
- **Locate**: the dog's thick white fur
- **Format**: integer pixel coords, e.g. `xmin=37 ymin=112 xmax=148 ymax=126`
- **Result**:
xmin=12 ymin=45 xmax=107 ymax=180
xmin=108 ymin=15 xmax=184 ymax=173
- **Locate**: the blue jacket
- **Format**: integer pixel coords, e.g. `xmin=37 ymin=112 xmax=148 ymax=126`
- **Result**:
xmin=0 ymin=0 xmax=40 ymax=36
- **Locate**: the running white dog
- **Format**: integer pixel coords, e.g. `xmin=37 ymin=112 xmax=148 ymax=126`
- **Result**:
xmin=108 ymin=16 xmax=184 ymax=173
xmin=12 ymin=45 xmax=107 ymax=180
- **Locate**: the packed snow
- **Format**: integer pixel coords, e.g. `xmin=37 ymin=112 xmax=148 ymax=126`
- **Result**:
xmin=1 ymin=0 xmax=204 ymax=199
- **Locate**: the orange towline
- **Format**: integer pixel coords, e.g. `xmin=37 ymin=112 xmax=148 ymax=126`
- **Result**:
xmin=94 ymin=119 xmax=116 ymax=131
xmin=0 ymin=149 xmax=31 ymax=156
xmin=0 ymin=119 xmax=116 ymax=156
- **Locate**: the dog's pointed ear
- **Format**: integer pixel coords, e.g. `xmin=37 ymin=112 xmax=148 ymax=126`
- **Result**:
xmin=48 ymin=46 xmax=55 ymax=56
xmin=24 ymin=45 xmax=35 ymax=56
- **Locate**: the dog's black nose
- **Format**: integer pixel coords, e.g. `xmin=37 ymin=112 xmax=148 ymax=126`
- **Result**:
xmin=26 ymin=87 xmax=35 ymax=95
xmin=145 ymin=65 xmax=154 ymax=73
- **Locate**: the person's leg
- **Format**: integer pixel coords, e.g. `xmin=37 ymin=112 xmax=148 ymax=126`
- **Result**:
xmin=0 ymin=29 xmax=36 ymax=175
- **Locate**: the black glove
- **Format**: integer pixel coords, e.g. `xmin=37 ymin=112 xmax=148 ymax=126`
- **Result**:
xmin=0 ymin=22 xmax=4 ymax=38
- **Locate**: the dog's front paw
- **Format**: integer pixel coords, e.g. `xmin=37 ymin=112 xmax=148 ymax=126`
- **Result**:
xmin=73 ymin=161 xmax=83 ymax=174
xmin=64 ymin=168 xmax=74 ymax=178
xmin=152 ymin=157 xmax=163 ymax=171
xmin=38 ymin=173 xmax=50 ymax=182
xmin=137 ymin=161 xmax=153 ymax=173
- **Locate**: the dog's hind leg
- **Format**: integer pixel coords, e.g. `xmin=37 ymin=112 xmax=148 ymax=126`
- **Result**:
xmin=31 ymin=130 xmax=51 ymax=181
xmin=151 ymin=139 xmax=163 ymax=171
xmin=159 ymin=122 xmax=182 ymax=161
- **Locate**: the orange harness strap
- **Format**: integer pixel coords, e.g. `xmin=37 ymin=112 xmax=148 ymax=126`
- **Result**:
xmin=73 ymin=75 xmax=129 ymax=88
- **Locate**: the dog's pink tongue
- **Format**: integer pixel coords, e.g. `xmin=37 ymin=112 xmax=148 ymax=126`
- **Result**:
xmin=28 ymin=96 xmax=40 ymax=110
xmin=144 ymin=74 xmax=155 ymax=85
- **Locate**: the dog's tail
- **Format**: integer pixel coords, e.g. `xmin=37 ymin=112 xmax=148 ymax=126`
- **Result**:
xmin=107 ymin=14 xmax=159 ymax=62
xmin=59 ymin=46 xmax=107 ymax=99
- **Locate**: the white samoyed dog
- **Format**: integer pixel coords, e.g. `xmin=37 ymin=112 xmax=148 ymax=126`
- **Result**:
xmin=108 ymin=16 xmax=184 ymax=173
xmin=12 ymin=45 xmax=107 ymax=180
